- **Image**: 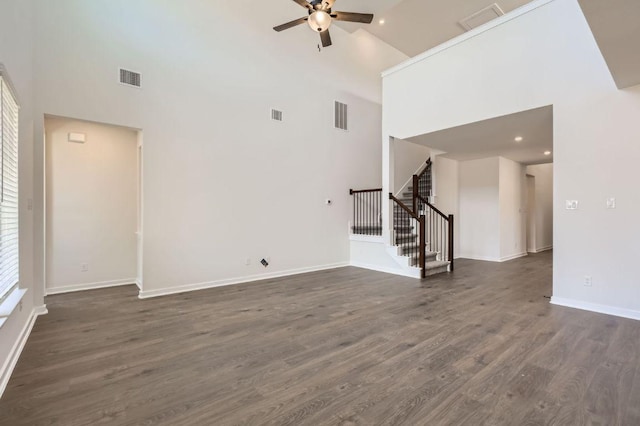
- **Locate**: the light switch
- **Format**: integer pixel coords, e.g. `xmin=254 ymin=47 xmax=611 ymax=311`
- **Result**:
xmin=606 ymin=198 xmax=616 ymax=209
xmin=566 ymin=200 xmax=578 ymax=210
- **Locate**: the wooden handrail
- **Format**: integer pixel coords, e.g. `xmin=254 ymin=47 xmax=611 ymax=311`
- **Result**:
xmin=350 ymin=188 xmax=382 ymax=194
xmin=416 ymin=194 xmax=449 ymax=220
xmin=417 ymin=158 xmax=432 ymax=179
xmin=389 ymin=193 xmax=419 ymax=220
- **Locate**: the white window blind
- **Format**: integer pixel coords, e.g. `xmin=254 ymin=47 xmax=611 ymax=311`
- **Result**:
xmin=0 ymin=73 xmax=19 ymax=300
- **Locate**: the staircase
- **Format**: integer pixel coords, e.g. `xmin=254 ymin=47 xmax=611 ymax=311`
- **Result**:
xmin=350 ymin=158 xmax=454 ymax=279
xmin=395 ymin=187 xmax=450 ymax=277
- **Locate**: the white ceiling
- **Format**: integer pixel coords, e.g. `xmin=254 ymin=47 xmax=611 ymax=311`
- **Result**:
xmin=332 ymin=0 xmax=535 ymax=57
xmin=407 ymin=106 xmax=554 ymax=165
xmin=578 ymin=0 xmax=640 ymax=89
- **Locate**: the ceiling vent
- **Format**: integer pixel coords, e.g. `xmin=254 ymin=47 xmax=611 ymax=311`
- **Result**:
xmin=119 ymin=68 xmax=141 ymax=88
xmin=334 ymin=101 xmax=348 ymax=131
xmin=459 ymin=3 xmax=505 ymax=31
xmin=271 ymin=108 xmax=283 ymax=122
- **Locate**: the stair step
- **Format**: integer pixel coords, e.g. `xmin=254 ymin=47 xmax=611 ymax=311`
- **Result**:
xmin=425 ymin=260 xmax=450 ymax=277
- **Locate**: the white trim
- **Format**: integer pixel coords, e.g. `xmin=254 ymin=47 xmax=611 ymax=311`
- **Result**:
xmin=551 ymin=297 xmax=640 ymax=322
xmin=530 ymin=245 xmax=553 ymax=253
xmin=350 ymin=261 xmax=422 ymax=279
xmin=138 ymin=263 xmax=350 ymax=299
xmin=382 ymin=0 xmax=555 ymax=77
xmin=458 ymin=252 xmax=528 ymax=263
xmin=500 ymin=252 xmax=529 ymax=262
xmin=395 ymin=160 xmax=430 ymax=197
xmin=0 ymin=288 xmax=28 ymax=319
xmin=349 ymin=234 xmax=384 ymax=243
xmin=458 ymin=254 xmax=502 ymax=262
xmin=0 ymin=305 xmax=48 ymax=398
xmin=46 ymin=278 xmax=136 ymax=296
xmin=135 ymin=280 xmax=142 ymax=290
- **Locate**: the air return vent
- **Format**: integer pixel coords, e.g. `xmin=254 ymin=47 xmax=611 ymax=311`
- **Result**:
xmin=459 ymin=3 xmax=504 ymax=31
xmin=119 ymin=68 xmax=141 ymax=88
xmin=271 ymin=108 xmax=283 ymax=122
xmin=334 ymin=101 xmax=348 ymax=131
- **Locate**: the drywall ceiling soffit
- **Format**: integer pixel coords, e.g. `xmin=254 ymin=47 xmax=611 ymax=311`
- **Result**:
xmin=406 ymin=106 xmax=554 ymax=166
xmin=578 ymin=0 xmax=640 ymax=89
xmin=334 ymin=0 xmax=535 ymax=57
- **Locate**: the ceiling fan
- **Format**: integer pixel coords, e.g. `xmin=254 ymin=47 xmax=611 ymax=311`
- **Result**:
xmin=273 ymin=0 xmax=374 ymax=48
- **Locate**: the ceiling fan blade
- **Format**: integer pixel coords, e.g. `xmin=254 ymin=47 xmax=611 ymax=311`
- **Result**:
xmin=331 ymin=12 xmax=374 ymax=24
xmin=292 ymin=0 xmax=313 ymax=10
xmin=273 ymin=17 xmax=308 ymax=32
xmin=320 ymin=29 xmax=332 ymax=47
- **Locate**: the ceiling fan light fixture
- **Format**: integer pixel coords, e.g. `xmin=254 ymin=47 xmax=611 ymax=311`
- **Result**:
xmin=308 ymin=11 xmax=332 ymax=32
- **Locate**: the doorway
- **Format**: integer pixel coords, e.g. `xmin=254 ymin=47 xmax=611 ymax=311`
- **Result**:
xmin=44 ymin=116 xmax=141 ymax=295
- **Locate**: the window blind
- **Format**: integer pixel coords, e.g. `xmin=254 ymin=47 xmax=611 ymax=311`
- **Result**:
xmin=0 ymin=74 xmax=19 ymax=300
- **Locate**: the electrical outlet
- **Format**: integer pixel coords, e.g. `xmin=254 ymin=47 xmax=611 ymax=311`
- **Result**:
xmin=245 ymin=258 xmax=251 ymax=266
xmin=81 ymin=263 xmax=89 ymax=272
xmin=584 ymin=276 xmax=592 ymax=287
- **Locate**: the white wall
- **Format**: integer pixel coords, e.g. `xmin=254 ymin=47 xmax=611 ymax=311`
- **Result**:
xmin=0 ymin=0 xmax=43 ymax=396
xmin=432 ymin=156 xmax=460 ymax=257
xmin=393 ymin=139 xmax=430 ymax=194
xmin=499 ymin=157 xmax=527 ymax=260
xmin=45 ymin=118 xmax=137 ymax=293
xmin=458 ymin=157 xmax=500 ymax=261
xmin=30 ymin=0 xmax=407 ymax=297
xmin=383 ymin=0 xmax=640 ymax=317
xmin=526 ymin=163 xmax=553 ymax=251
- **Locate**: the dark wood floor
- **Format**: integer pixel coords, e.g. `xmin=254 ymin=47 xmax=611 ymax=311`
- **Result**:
xmin=1 ymin=252 xmax=639 ymax=425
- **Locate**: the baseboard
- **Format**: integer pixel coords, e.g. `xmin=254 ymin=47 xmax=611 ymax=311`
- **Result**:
xmin=500 ymin=252 xmax=529 ymax=262
xmin=551 ymin=297 xmax=640 ymax=321
xmin=458 ymin=253 xmax=528 ymax=263
xmin=138 ymin=263 xmax=350 ymax=299
xmin=0 ymin=305 xmax=47 ymax=399
xmin=530 ymin=245 xmax=553 ymax=253
xmin=458 ymin=254 xmax=502 ymax=262
xmin=350 ymin=261 xmax=422 ymax=279
xmin=46 ymin=278 xmax=136 ymax=296
xmin=135 ymin=280 xmax=142 ymax=290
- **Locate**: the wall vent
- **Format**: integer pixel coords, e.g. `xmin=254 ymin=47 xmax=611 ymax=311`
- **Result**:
xmin=459 ymin=3 xmax=504 ymax=31
xmin=271 ymin=108 xmax=283 ymax=122
xmin=119 ymin=68 xmax=141 ymax=88
xmin=334 ymin=101 xmax=348 ymax=131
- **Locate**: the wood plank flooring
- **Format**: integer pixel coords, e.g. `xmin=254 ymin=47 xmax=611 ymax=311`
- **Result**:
xmin=2 ymin=252 xmax=640 ymax=425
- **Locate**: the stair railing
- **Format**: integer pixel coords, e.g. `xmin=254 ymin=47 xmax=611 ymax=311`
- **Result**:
xmin=417 ymin=194 xmax=454 ymax=271
xmin=412 ymin=158 xmax=432 ymax=213
xmin=390 ymin=193 xmax=426 ymax=278
xmin=349 ymin=188 xmax=382 ymax=235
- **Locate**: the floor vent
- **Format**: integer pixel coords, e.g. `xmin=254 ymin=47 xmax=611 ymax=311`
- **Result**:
xmin=334 ymin=101 xmax=348 ymax=131
xmin=271 ymin=108 xmax=283 ymax=122
xmin=119 ymin=68 xmax=141 ymax=88
xmin=459 ymin=3 xmax=504 ymax=31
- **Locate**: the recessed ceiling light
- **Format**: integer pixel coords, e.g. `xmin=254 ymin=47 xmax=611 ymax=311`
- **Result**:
xmin=514 ymin=136 xmax=523 ymax=142
xmin=544 ymin=151 xmax=552 ymax=156
xmin=379 ymin=19 xmax=385 ymax=25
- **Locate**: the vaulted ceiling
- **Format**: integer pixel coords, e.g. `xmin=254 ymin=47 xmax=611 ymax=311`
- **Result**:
xmin=331 ymin=0 xmax=535 ymax=56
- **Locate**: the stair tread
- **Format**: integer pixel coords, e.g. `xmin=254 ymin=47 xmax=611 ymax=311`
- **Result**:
xmin=425 ymin=260 xmax=450 ymax=269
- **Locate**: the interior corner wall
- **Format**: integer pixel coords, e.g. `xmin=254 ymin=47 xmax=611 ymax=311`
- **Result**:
xmin=458 ymin=157 xmax=500 ymax=261
xmin=432 ymin=156 xmax=459 ymax=258
xmin=526 ymin=163 xmax=553 ymax=252
xmin=499 ymin=157 xmax=527 ymax=260
xmin=45 ymin=118 xmax=137 ymax=294
xmin=383 ymin=0 xmax=640 ymax=316
xmin=31 ymin=0 xmax=392 ymax=296
xmin=0 ymin=0 xmax=40 ymax=394
xmin=393 ymin=139 xmax=430 ymax=194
